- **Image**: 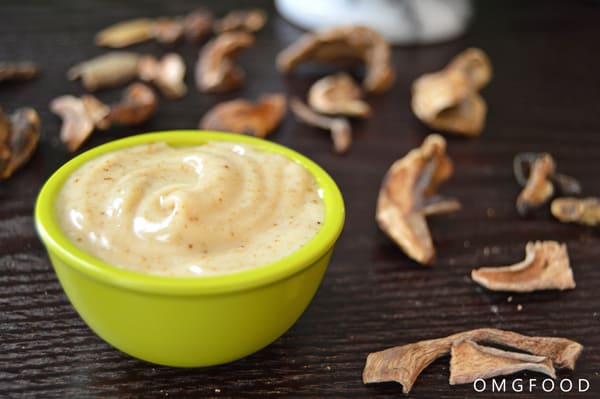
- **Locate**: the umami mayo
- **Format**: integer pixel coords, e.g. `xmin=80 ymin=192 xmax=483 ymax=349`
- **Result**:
xmin=57 ymin=142 xmax=325 ymax=276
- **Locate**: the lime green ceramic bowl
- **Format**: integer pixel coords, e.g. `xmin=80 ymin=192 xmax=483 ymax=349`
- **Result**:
xmin=35 ymin=131 xmax=344 ymax=367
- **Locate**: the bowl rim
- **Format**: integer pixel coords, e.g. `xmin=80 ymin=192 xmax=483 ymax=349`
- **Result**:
xmin=35 ymin=130 xmax=345 ymax=296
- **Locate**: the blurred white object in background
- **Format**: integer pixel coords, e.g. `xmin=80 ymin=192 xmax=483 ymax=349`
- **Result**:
xmin=275 ymin=0 xmax=472 ymax=45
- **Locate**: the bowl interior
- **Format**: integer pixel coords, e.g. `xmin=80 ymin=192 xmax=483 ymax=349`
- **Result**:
xmin=35 ymin=131 xmax=345 ymax=296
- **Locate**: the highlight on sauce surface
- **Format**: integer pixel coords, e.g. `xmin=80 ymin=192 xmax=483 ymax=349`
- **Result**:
xmin=57 ymin=141 xmax=325 ymax=276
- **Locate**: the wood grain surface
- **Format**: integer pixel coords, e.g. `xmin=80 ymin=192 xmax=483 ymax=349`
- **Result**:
xmin=1 ymin=1 xmax=600 ymax=397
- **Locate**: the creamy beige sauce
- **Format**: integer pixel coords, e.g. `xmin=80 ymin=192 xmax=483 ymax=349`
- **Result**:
xmin=57 ymin=142 xmax=325 ymax=277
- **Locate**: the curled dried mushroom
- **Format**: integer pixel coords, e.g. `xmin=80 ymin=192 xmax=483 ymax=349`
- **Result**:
xmin=0 ymin=107 xmax=40 ymax=179
xmin=551 ymin=197 xmax=600 ymax=226
xmin=471 ymin=241 xmax=575 ymax=292
xmin=183 ymin=9 xmax=215 ymax=42
xmin=411 ymin=48 xmax=492 ymax=136
xmin=0 ymin=62 xmax=39 ymax=83
xmin=290 ymin=97 xmax=351 ymax=155
xmin=50 ymin=95 xmax=107 ymax=152
xmin=214 ymin=9 xmax=267 ymax=33
xmin=277 ymin=25 xmax=395 ymax=94
xmin=50 ymin=83 xmax=157 ymax=151
xmin=138 ymin=53 xmax=187 ymax=99
xmin=514 ymin=152 xmax=581 ymax=216
xmin=105 ymin=83 xmax=158 ymax=126
xmin=68 ymin=52 xmax=141 ymax=91
xmin=449 ymin=339 xmax=555 ymax=385
xmin=308 ymin=73 xmax=370 ymax=118
xmin=516 ymin=153 xmax=555 ymax=215
xmin=362 ymin=328 xmax=583 ymax=394
xmin=195 ymin=31 xmax=254 ymax=93
xmin=68 ymin=52 xmax=187 ymax=98
xmin=376 ymin=134 xmax=460 ymax=265
xmin=95 ymin=9 xmax=213 ymax=48
xmin=200 ymin=94 xmax=286 ymax=138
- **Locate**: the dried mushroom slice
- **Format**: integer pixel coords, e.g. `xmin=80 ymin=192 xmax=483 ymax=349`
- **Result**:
xmin=0 ymin=62 xmax=39 ymax=82
xmin=516 ymin=153 xmax=555 ymax=215
xmin=514 ymin=152 xmax=581 ymax=215
xmin=551 ymin=197 xmax=600 ymax=226
xmin=308 ymin=73 xmax=370 ymax=118
xmin=471 ymin=241 xmax=575 ymax=292
xmin=50 ymin=95 xmax=104 ymax=152
xmin=446 ymin=48 xmax=492 ymax=91
xmin=290 ymin=97 xmax=351 ymax=154
xmin=50 ymin=95 xmax=110 ymax=152
xmin=411 ymin=48 xmax=492 ymax=136
xmin=51 ymin=84 xmax=157 ymax=152
xmin=362 ymin=328 xmax=583 ymax=394
xmin=376 ymin=134 xmax=460 ymax=265
xmin=0 ymin=107 xmax=40 ymax=179
xmin=277 ymin=25 xmax=395 ymax=94
xmin=95 ymin=10 xmax=214 ymax=48
xmin=214 ymin=9 xmax=267 ymax=33
xmin=449 ymin=339 xmax=555 ymax=385
xmin=106 ymin=83 xmax=158 ymax=125
xmin=200 ymin=94 xmax=286 ymax=138
xmin=183 ymin=9 xmax=214 ymax=41
xmin=96 ymin=18 xmax=156 ymax=48
xmin=195 ymin=31 xmax=254 ymax=93
xmin=151 ymin=17 xmax=185 ymax=45
xmin=138 ymin=53 xmax=187 ymax=99
xmin=68 ymin=52 xmax=141 ymax=91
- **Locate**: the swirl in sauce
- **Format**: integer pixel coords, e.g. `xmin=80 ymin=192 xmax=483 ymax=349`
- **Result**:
xmin=57 ymin=142 xmax=325 ymax=276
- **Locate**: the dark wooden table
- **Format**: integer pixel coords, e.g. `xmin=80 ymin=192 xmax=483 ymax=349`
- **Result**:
xmin=2 ymin=1 xmax=600 ymax=397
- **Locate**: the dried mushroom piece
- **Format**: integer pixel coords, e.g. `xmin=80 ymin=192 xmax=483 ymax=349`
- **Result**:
xmin=471 ymin=241 xmax=575 ymax=292
xmin=290 ymin=97 xmax=351 ymax=154
xmin=195 ymin=31 xmax=254 ymax=93
xmin=68 ymin=52 xmax=187 ymax=98
xmin=138 ymin=53 xmax=187 ymax=99
xmin=449 ymin=339 xmax=555 ymax=385
xmin=277 ymin=25 xmax=395 ymax=94
xmin=106 ymin=83 xmax=158 ymax=125
xmin=514 ymin=152 xmax=581 ymax=215
xmin=214 ymin=9 xmax=267 ymax=33
xmin=308 ymin=73 xmax=370 ymax=118
xmin=411 ymin=48 xmax=492 ymax=136
xmin=362 ymin=328 xmax=583 ymax=394
xmin=200 ymin=94 xmax=286 ymax=138
xmin=50 ymin=95 xmax=107 ymax=152
xmin=0 ymin=107 xmax=40 ymax=179
xmin=96 ymin=18 xmax=156 ymax=48
xmin=551 ymin=197 xmax=600 ymax=226
xmin=376 ymin=134 xmax=460 ymax=265
xmin=0 ymin=62 xmax=39 ymax=83
xmin=183 ymin=9 xmax=214 ymax=42
xmin=51 ymin=83 xmax=157 ymax=152
xmin=516 ymin=153 xmax=555 ymax=215
xmin=68 ymin=52 xmax=141 ymax=91
xmin=151 ymin=18 xmax=185 ymax=45
xmin=95 ymin=10 xmax=213 ymax=48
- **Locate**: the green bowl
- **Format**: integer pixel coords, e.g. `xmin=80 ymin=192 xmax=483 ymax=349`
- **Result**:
xmin=35 ymin=131 xmax=345 ymax=367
